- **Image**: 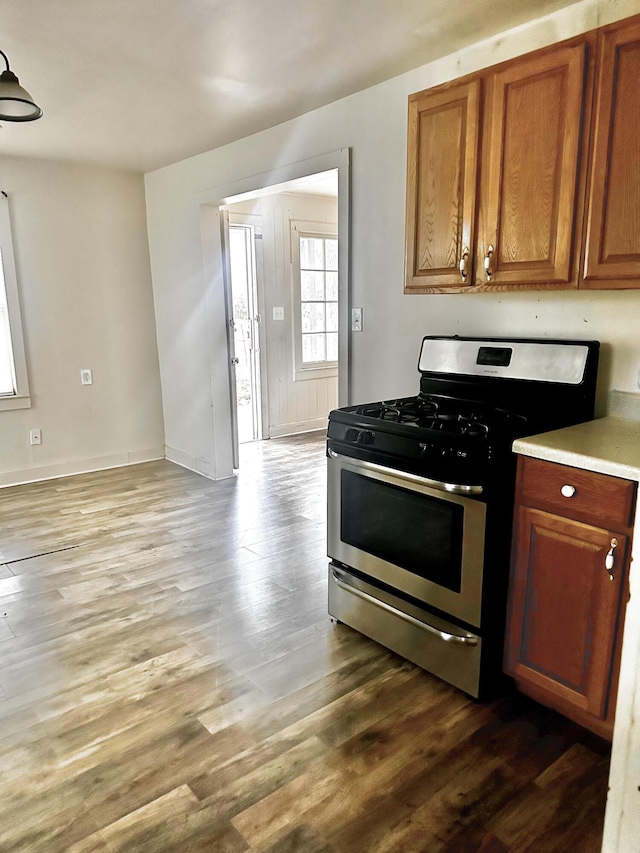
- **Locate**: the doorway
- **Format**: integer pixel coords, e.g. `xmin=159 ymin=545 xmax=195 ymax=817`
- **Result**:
xmin=222 ymin=169 xmax=340 ymax=467
xmin=228 ymin=219 xmax=263 ymax=445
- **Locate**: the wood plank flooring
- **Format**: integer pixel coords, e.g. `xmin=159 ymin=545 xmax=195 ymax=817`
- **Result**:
xmin=0 ymin=432 xmax=610 ymax=851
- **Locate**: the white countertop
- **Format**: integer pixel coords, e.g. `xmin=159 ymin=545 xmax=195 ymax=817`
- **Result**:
xmin=512 ymin=416 xmax=640 ymax=482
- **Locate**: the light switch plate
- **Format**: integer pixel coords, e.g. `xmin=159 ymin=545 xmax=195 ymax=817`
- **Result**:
xmin=351 ymin=308 xmax=363 ymax=332
xmin=273 ymin=307 xmax=285 ymax=321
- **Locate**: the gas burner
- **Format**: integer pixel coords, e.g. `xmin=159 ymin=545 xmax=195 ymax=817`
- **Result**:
xmin=466 ymin=421 xmax=489 ymax=439
xmin=355 ymin=395 xmax=502 ymax=437
xmin=381 ymin=402 xmax=418 ymax=423
xmin=357 ymin=397 xmax=437 ymax=424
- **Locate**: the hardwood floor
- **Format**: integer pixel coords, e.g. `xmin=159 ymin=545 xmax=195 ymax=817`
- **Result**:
xmin=0 ymin=432 xmax=609 ymax=852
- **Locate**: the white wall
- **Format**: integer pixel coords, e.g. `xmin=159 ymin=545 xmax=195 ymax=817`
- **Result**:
xmin=0 ymin=156 xmax=164 ymax=486
xmin=145 ymin=1 xmax=640 ymax=847
xmin=146 ymin=0 xmax=640 ymax=483
xmin=228 ymin=192 xmax=339 ymax=437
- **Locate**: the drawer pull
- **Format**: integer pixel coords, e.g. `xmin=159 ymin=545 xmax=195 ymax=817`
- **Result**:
xmin=561 ymin=484 xmax=576 ymax=498
xmin=605 ymin=538 xmax=618 ymax=580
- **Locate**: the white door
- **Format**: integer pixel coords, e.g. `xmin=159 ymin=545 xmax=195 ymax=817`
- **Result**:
xmin=222 ymin=211 xmax=265 ymax=466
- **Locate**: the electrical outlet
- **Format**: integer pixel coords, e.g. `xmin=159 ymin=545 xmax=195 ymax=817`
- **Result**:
xmin=351 ymin=308 xmax=363 ymax=332
xmin=29 ymin=429 xmax=41 ymax=446
xmin=81 ymin=369 xmax=93 ymax=385
xmin=272 ymin=307 xmax=285 ymax=321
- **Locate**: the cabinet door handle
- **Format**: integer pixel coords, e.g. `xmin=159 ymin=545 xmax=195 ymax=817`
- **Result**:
xmin=561 ymin=484 xmax=576 ymax=498
xmin=483 ymin=244 xmax=494 ymax=281
xmin=605 ymin=538 xmax=618 ymax=580
xmin=459 ymin=247 xmax=469 ymax=282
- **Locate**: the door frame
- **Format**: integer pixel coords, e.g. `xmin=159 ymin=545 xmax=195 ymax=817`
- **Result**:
xmin=220 ymin=209 xmax=240 ymax=468
xmin=198 ymin=149 xmax=350 ymax=478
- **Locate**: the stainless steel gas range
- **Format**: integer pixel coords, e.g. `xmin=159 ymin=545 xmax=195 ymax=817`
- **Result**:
xmin=327 ymin=336 xmax=600 ymax=698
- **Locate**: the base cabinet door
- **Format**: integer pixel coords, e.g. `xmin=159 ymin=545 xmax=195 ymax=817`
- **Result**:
xmin=505 ymin=458 xmax=634 ymax=739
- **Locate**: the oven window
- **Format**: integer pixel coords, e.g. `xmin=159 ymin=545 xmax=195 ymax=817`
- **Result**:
xmin=341 ymin=471 xmax=463 ymax=593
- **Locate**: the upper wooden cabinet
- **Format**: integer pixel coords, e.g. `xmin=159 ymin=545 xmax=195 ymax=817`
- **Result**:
xmin=405 ymin=40 xmax=588 ymax=293
xmin=404 ymin=12 xmax=640 ymax=293
xmin=481 ymin=45 xmax=586 ymax=288
xmin=405 ymin=80 xmax=480 ymax=289
xmin=405 ymin=81 xmax=480 ymax=289
xmin=583 ymin=17 xmax=640 ymax=287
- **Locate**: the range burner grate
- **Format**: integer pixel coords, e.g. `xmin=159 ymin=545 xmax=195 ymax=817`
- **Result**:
xmin=354 ymin=396 xmax=506 ymax=439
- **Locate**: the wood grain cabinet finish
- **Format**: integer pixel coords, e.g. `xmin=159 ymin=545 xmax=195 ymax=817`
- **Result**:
xmin=480 ymin=45 xmax=586 ymax=288
xmin=505 ymin=457 xmax=635 ymax=740
xmin=583 ymin=17 xmax=640 ymax=287
xmin=404 ymin=81 xmax=480 ymax=291
xmin=405 ymin=40 xmax=588 ymax=293
xmin=404 ymin=12 xmax=640 ymax=293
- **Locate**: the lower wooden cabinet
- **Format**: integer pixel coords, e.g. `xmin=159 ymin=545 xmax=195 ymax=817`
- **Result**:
xmin=504 ymin=456 xmax=635 ymax=739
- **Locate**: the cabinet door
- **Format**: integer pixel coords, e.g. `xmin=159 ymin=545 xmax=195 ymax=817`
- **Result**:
xmin=404 ymin=80 xmax=480 ymax=292
xmin=505 ymin=507 xmax=626 ymax=721
xmin=583 ymin=19 xmax=640 ymax=286
xmin=480 ymin=44 xmax=586 ymax=286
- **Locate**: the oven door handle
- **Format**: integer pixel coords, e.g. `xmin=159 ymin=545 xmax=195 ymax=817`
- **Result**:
xmin=331 ymin=568 xmax=479 ymax=646
xmin=327 ymin=448 xmax=483 ymax=496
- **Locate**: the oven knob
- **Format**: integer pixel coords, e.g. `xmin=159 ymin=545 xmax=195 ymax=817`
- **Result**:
xmin=357 ymin=430 xmax=374 ymax=445
xmin=345 ymin=428 xmax=359 ymax=442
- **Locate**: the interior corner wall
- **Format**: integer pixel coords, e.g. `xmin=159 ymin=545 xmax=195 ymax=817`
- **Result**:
xmin=0 ymin=156 xmax=164 ymax=487
xmin=144 ymin=3 xmax=640 ymax=845
xmin=229 ymin=192 xmax=339 ymax=437
xmin=146 ymin=0 xmax=640 ymax=461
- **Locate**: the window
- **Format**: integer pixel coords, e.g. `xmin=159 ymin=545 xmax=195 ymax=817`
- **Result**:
xmin=0 ymin=195 xmax=30 ymax=410
xmin=292 ymin=221 xmax=338 ymax=380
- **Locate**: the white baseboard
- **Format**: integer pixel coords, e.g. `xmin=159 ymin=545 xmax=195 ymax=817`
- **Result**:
xmin=0 ymin=447 xmax=165 ymax=489
xmin=268 ymin=418 xmax=328 ymax=438
xmin=164 ymin=446 xmax=234 ymax=481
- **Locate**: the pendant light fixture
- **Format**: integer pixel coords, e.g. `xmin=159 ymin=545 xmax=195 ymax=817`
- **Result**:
xmin=0 ymin=49 xmax=42 ymax=121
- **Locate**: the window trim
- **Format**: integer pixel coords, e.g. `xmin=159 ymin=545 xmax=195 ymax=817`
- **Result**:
xmin=0 ymin=195 xmax=30 ymax=410
xmin=291 ymin=220 xmax=338 ymax=382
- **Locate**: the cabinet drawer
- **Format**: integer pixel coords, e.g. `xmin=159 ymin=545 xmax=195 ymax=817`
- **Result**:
xmin=518 ymin=457 xmax=636 ymax=528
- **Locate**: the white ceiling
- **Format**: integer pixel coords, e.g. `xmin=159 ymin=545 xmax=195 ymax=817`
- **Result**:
xmin=0 ymin=0 xmax=577 ymax=174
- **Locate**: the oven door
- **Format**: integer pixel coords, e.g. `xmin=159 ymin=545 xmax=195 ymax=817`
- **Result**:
xmin=327 ymin=449 xmax=486 ymax=628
